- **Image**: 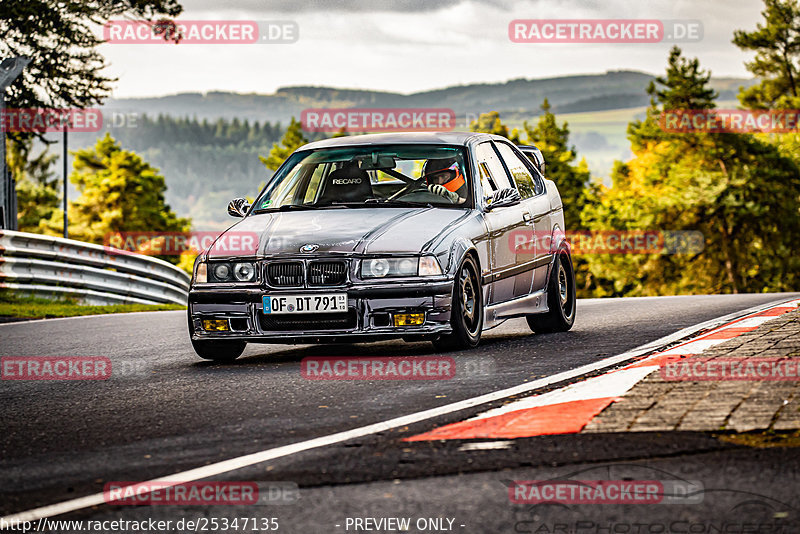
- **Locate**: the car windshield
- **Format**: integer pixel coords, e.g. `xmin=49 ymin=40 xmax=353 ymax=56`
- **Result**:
xmin=250 ymin=145 xmax=471 ymax=212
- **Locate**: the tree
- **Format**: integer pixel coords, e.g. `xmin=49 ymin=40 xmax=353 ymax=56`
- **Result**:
xmin=1 ymin=0 xmax=182 ymax=115
xmin=469 ymin=111 xmax=511 ymax=138
xmin=733 ymin=0 xmax=800 ymax=109
xmin=520 ymin=99 xmax=594 ymax=231
xmin=43 ymin=134 xmax=190 ymax=242
xmin=6 ymin=137 xmax=59 ymax=233
xmin=582 ymin=47 xmax=800 ymax=296
xmin=260 ymin=118 xmax=308 ymax=171
xmin=649 ymin=47 xmax=717 ymax=111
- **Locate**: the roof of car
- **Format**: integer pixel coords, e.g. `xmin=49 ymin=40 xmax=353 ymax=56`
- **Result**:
xmin=300 ymin=131 xmax=495 ymax=150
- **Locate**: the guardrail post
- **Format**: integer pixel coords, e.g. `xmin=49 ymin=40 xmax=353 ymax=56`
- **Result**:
xmin=0 ymin=57 xmax=31 ymax=231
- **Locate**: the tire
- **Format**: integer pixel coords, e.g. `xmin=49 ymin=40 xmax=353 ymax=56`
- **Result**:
xmin=432 ymin=255 xmax=483 ymax=351
xmin=526 ymin=250 xmax=576 ymax=333
xmin=191 ymin=339 xmax=247 ymax=362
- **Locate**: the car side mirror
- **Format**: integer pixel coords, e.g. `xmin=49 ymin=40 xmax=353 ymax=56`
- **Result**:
xmin=227 ymin=197 xmax=251 ymax=218
xmin=485 ymin=188 xmax=521 ymax=210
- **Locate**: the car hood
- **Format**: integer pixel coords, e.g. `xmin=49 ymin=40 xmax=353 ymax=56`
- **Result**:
xmin=206 ymin=207 xmax=473 ymax=259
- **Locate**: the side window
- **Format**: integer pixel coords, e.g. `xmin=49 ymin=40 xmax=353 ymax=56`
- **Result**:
xmin=495 ymin=143 xmax=537 ymax=199
xmin=473 ymin=142 xmax=514 ymax=196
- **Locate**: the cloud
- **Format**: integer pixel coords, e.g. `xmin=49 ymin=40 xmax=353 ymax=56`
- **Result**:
xmin=181 ymin=0 xmax=507 ymax=14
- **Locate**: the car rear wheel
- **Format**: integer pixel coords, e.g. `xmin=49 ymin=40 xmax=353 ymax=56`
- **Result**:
xmin=432 ymin=255 xmax=483 ymax=351
xmin=191 ymin=339 xmax=247 ymax=362
xmin=526 ymin=250 xmax=576 ymax=333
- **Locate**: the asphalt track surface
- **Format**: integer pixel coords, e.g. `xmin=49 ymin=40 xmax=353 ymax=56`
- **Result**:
xmin=2 ymin=293 xmax=800 ymax=532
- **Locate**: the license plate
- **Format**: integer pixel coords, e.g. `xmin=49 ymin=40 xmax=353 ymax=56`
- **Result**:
xmin=263 ymin=293 xmax=348 ymax=314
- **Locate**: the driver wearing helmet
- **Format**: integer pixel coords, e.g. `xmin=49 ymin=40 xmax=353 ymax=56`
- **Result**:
xmin=423 ymin=157 xmax=467 ymax=204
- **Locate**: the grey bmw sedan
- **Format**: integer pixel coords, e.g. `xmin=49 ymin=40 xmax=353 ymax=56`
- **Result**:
xmin=188 ymin=132 xmax=575 ymax=360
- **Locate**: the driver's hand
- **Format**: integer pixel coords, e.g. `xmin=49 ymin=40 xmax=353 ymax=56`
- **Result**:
xmin=428 ymin=184 xmax=459 ymax=203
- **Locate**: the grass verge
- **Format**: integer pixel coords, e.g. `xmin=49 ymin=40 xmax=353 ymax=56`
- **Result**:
xmin=0 ymin=292 xmax=185 ymax=320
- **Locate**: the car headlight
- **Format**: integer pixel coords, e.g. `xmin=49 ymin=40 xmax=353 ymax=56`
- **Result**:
xmin=233 ymin=262 xmax=256 ymax=282
xmin=213 ymin=263 xmax=231 ymax=280
xmin=361 ymin=256 xmax=442 ymax=278
xmin=194 ymin=261 xmax=208 ymax=284
xmin=207 ymin=261 xmax=257 ymax=283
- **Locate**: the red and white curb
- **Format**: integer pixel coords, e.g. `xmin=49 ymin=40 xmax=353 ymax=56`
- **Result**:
xmin=406 ymin=298 xmax=800 ymax=441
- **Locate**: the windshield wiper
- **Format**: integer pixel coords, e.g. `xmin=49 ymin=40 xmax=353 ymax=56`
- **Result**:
xmin=378 ymin=200 xmax=435 ymax=208
xmin=252 ymin=204 xmax=343 ymax=214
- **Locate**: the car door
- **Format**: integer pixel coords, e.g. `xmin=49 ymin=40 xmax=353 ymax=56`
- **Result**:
xmin=494 ymin=141 xmax=553 ymax=293
xmin=472 ymin=141 xmax=531 ymax=304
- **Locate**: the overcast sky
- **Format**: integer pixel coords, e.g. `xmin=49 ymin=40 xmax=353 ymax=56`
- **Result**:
xmin=100 ymin=0 xmax=765 ymax=98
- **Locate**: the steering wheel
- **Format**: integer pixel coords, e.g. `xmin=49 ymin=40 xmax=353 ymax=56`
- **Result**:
xmin=388 ymin=177 xmax=429 ymax=201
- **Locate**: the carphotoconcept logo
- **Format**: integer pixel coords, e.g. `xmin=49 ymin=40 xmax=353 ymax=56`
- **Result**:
xmin=509 ymin=19 xmax=702 ymax=43
xmin=660 ymin=109 xmax=800 ymax=133
xmin=1 ymin=357 xmax=111 ymax=380
xmin=300 ymin=108 xmax=456 ymax=133
xmin=301 ymin=357 xmax=456 ymax=380
xmin=104 ymin=20 xmax=298 ymax=44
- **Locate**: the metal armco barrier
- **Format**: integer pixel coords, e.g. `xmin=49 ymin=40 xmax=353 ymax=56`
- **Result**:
xmin=0 ymin=230 xmax=190 ymax=305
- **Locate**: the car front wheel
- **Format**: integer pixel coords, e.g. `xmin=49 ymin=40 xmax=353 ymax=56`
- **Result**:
xmin=526 ymin=250 xmax=576 ymax=333
xmin=191 ymin=339 xmax=247 ymax=362
xmin=432 ymin=255 xmax=483 ymax=351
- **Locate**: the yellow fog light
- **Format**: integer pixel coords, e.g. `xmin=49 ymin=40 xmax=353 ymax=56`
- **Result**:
xmin=202 ymin=319 xmax=229 ymax=331
xmin=393 ymin=313 xmax=425 ymax=327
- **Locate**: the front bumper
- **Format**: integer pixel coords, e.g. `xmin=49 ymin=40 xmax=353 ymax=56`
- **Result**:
xmin=188 ymin=280 xmax=454 ymax=344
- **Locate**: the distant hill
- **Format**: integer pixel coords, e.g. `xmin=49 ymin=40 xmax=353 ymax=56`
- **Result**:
xmin=104 ymin=70 xmax=755 ymax=126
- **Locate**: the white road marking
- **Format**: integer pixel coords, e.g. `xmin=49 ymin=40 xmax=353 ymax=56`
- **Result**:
xmin=0 ymin=297 xmax=794 ymax=525
xmin=457 ymin=441 xmax=513 ymax=451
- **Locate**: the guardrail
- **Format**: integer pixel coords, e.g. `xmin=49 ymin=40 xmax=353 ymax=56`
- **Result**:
xmin=0 ymin=230 xmax=190 ymax=305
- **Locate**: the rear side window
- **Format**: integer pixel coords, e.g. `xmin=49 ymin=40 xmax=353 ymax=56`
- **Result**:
xmin=473 ymin=142 xmax=514 ymax=193
xmin=495 ymin=143 xmax=538 ymax=199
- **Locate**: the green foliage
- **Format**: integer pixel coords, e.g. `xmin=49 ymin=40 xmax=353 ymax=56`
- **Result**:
xmin=43 ymin=134 xmax=190 ymax=243
xmin=7 ymin=137 xmax=60 ymax=233
xmin=469 ymin=111 xmax=510 ymax=138
xmin=582 ymin=47 xmax=800 ymax=296
xmin=520 ymin=100 xmax=595 ymax=231
xmin=0 ymin=0 xmax=182 ymax=117
xmin=733 ymin=0 xmax=800 ymax=109
xmin=648 ymin=46 xmax=717 ymax=111
xmin=67 ymin=115 xmax=287 ymax=228
xmin=260 ymin=118 xmax=308 ymax=171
